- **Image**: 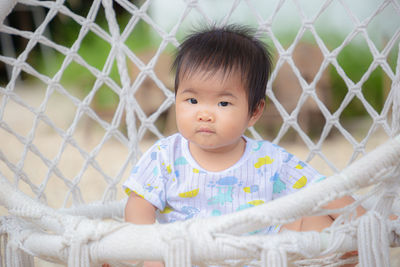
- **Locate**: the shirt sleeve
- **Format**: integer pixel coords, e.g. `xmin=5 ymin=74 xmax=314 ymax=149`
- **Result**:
xmin=272 ymin=147 xmax=326 ymax=199
xmin=122 ymin=142 xmax=169 ymax=211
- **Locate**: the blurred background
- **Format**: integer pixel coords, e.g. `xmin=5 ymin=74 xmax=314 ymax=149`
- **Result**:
xmin=1 ymin=0 xmax=398 ymax=140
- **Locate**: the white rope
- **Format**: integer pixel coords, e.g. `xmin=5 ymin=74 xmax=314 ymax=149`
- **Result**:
xmin=0 ymin=135 xmax=399 ymax=265
xmin=263 ymin=248 xmax=287 ymax=267
xmin=392 ymin=42 xmax=400 ymax=136
xmin=357 ymin=211 xmax=390 ymax=267
xmin=0 ymin=0 xmax=18 ymax=25
xmin=1 ymin=217 xmax=34 ymax=267
xmin=164 ymin=237 xmax=191 ymax=267
xmin=357 ymin=178 xmax=399 ymax=267
xmin=0 ymin=0 xmax=400 ymax=265
xmin=0 ymin=0 xmax=397 ymax=204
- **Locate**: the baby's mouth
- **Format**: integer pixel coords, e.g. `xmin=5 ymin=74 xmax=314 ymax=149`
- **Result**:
xmin=196 ymin=127 xmax=215 ymax=134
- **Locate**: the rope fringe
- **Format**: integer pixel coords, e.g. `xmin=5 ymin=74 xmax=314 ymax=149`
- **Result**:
xmin=262 ymin=248 xmax=287 ymax=267
xmin=164 ymin=237 xmax=191 ymax=267
xmin=0 ymin=233 xmax=6 ymax=267
xmin=357 ymin=211 xmax=390 ymax=267
xmin=68 ymin=242 xmax=90 ymax=267
xmin=5 ymin=241 xmax=33 ymax=267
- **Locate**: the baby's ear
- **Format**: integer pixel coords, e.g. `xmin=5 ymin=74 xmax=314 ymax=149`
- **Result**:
xmin=248 ymin=100 xmax=265 ymax=127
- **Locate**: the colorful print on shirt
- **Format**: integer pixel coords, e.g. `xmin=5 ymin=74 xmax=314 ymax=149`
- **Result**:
xmin=122 ymin=133 xmax=325 ymax=233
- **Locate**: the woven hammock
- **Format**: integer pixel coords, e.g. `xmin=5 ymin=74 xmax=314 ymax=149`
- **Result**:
xmin=0 ymin=0 xmax=400 ymax=266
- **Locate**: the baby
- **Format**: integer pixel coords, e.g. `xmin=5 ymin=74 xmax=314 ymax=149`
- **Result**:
xmin=121 ymin=24 xmax=361 ymax=267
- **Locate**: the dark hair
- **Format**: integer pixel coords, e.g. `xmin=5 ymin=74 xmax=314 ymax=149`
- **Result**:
xmin=172 ymin=24 xmax=272 ymax=114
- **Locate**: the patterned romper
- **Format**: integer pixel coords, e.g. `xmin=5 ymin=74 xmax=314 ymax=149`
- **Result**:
xmin=123 ymin=133 xmax=325 ymax=234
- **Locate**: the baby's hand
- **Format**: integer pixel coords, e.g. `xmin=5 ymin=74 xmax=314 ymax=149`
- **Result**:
xmin=339 ymin=250 xmax=358 ymax=267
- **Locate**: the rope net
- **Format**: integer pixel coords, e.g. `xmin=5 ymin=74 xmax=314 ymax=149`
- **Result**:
xmin=0 ymin=0 xmax=399 ymax=266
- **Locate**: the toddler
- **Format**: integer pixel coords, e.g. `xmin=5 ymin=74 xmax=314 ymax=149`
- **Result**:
xmin=121 ymin=24 xmax=360 ymax=266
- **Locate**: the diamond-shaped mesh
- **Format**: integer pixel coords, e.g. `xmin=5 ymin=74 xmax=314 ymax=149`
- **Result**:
xmin=0 ymin=0 xmax=399 ymax=266
xmin=0 ymin=0 xmax=399 ymax=208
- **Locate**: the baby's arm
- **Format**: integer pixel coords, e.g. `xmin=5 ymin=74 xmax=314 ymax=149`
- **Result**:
xmin=125 ymin=192 xmax=157 ymax=224
xmin=125 ymin=193 xmax=164 ymax=267
xmin=282 ymin=195 xmax=366 ymax=232
xmin=281 ymin=196 xmax=366 ymax=267
xmin=323 ymin=195 xmax=366 ymax=219
xmin=281 ymin=215 xmax=333 ymax=232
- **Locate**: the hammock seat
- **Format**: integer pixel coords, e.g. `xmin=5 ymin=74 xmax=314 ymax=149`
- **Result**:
xmin=1 ymin=0 xmax=400 ymax=266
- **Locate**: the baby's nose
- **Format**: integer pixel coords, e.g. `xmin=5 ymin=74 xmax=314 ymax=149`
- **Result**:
xmin=197 ymin=110 xmax=214 ymax=122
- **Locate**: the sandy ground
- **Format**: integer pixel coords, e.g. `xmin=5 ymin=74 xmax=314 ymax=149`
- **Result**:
xmin=0 ymin=85 xmax=399 ymax=266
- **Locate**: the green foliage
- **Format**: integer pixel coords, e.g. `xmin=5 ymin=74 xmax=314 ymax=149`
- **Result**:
xmin=279 ymin=30 xmax=390 ymax=118
xmin=30 ymin=14 xmax=393 ymax=117
xmin=328 ymin=38 xmax=387 ymax=118
xmin=33 ymin=12 xmax=154 ymax=110
xmin=64 ymin=16 xmax=153 ymax=109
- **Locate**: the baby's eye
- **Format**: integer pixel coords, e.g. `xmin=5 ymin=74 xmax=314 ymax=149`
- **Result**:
xmin=218 ymin=101 xmax=230 ymax=107
xmin=187 ymin=98 xmax=198 ymax=104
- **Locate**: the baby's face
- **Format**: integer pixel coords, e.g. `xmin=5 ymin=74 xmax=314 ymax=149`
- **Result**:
xmin=175 ymin=70 xmax=259 ymax=153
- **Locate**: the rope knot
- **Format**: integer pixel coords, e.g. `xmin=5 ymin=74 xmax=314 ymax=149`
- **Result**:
xmin=356 ymin=23 xmax=367 ymax=33
xmin=303 ymin=20 xmax=313 ymax=30
xmin=63 ymin=218 xmax=106 ymax=267
xmin=134 ymin=8 xmax=146 ymax=18
xmin=184 ymin=0 xmax=199 ymax=8
xmin=141 ymin=65 xmax=154 ymax=76
xmin=326 ymin=52 xmax=337 ymax=62
xmin=286 ymin=115 xmax=297 ymax=125
xmin=325 ymin=114 xmax=339 ymax=126
xmin=164 ymin=34 xmax=176 ymax=44
xmin=303 ymin=86 xmax=314 ymax=95
xmin=375 ymin=54 xmax=386 ymax=64
xmin=280 ymin=51 xmax=291 ymax=60
xmin=297 ymin=231 xmax=322 ymax=258
xmin=349 ymin=86 xmax=361 ymax=94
